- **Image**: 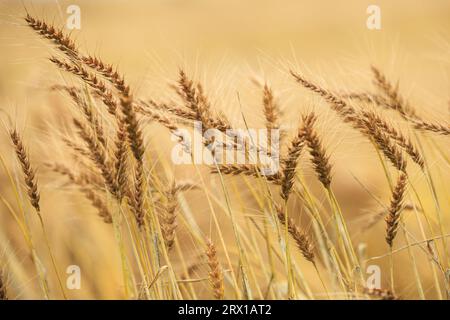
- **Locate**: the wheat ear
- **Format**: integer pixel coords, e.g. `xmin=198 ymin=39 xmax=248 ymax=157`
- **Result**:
xmin=160 ymin=181 xmax=178 ymax=251
xmin=301 ymin=113 xmax=332 ymax=189
xmin=25 ymin=14 xmax=77 ymax=56
xmin=361 ymin=111 xmax=423 ymax=168
xmin=212 ymin=164 xmax=282 ymax=184
xmin=370 ymin=66 xmax=416 ymax=119
xmin=206 ymin=239 xmax=224 ymax=299
xmin=276 ymin=204 xmax=315 ymax=263
xmin=10 ymin=129 xmax=40 ymax=212
xmin=50 ymin=57 xmax=118 ymax=116
xmin=49 ymin=163 xmax=113 ymax=223
xmin=73 ymin=118 xmax=119 ymax=197
xmin=290 ymin=72 xmax=409 ymax=172
xmin=411 ymin=119 xmax=450 ymax=136
xmin=385 ymin=173 xmax=408 ymax=247
xmin=357 ymin=113 xmax=407 ymax=173
xmin=290 ymin=71 xmax=356 ymax=121
xmin=363 ymin=287 xmax=397 ymax=300
xmin=280 ymin=123 xmax=305 ymax=201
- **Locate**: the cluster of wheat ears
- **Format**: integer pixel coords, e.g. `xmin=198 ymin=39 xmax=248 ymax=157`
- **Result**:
xmin=0 ymin=13 xmax=449 ymax=300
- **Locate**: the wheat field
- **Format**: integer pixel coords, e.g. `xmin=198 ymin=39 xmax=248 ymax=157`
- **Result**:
xmin=0 ymin=1 xmax=449 ymax=300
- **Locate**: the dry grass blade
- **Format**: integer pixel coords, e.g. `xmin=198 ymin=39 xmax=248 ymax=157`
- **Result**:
xmin=206 ymin=239 xmax=224 ymax=300
xmin=385 ymin=173 xmax=408 ymax=247
xmin=10 ymin=129 xmax=41 ymax=212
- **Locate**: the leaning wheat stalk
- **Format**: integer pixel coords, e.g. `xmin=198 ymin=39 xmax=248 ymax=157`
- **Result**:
xmin=9 ymin=128 xmax=67 ymax=298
